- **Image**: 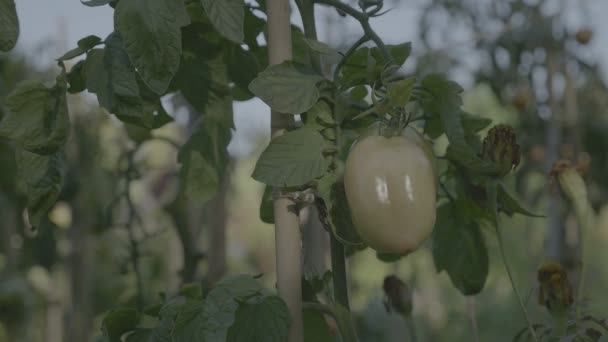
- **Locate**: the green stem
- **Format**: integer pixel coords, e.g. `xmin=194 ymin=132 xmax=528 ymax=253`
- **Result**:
xmin=575 ymin=201 xmax=589 ymax=319
xmin=404 ymin=317 xmax=418 ymax=342
xmin=551 ymin=310 xmax=568 ymax=338
xmin=296 ymin=0 xmax=322 ymax=73
xmin=330 ymin=234 xmax=350 ymax=309
xmin=333 ymin=34 xmax=369 ymax=81
xmin=314 ymin=0 xmax=392 ymax=63
xmin=496 ymin=223 xmax=539 ymax=341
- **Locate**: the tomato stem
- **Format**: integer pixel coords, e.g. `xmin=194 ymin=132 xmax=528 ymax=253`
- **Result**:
xmin=496 ymin=223 xmax=539 ymax=341
xmin=330 ymin=234 xmax=350 ymax=310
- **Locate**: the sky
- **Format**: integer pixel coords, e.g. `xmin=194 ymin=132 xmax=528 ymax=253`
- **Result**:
xmin=10 ymin=0 xmax=608 ymax=156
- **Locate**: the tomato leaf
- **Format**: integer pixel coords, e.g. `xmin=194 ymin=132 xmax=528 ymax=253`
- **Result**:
xmin=57 ymin=35 xmax=102 ymax=61
xmin=417 ymin=74 xmax=497 ymax=175
xmin=227 ymin=295 xmax=291 ymax=342
xmin=0 ymin=80 xmax=70 ymax=154
xmin=252 ymin=127 xmax=330 ymax=187
xmin=338 ymin=43 xmax=411 ymax=88
xmin=0 ymin=0 xmax=19 ymax=52
xmin=85 ymin=35 xmax=171 ymax=129
xmin=178 ymin=113 xmax=231 ymax=205
xmin=226 ymin=45 xmax=260 ymax=101
xmin=387 ymin=77 xmax=416 ymax=108
xmin=249 ymin=61 xmax=324 ymax=115
xmin=114 ymin=0 xmax=189 ymax=94
xmin=433 ymin=203 xmax=489 ymax=295
xmin=303 ymin=38 xmax=340 ymax=57
xmin=15 ymin=149 xmax=64 ymax=230
xmin=303 ymin=311 xmax=333 ymax=342
xmin=124 ymin=317 xmax=173 ymax=342
xmin=259 ymin=185 xmax=274 ymax=224
xmin=81 ymin=0 xmax=112 ymax=6
xmin=461 ymin=112 xmax=492 ymax=132
xmin=172 ymin=275 xmax=265 ymax=342
xmin=498 ymin=183 xmax=544 ymax=218
xmin=201 ymin=0 xmax=245 ymax=44
xmin=102 ymin=308 xmax=141 ymax=342
xmin=305 ymin=100 xmax=335 ymax=127
xmin=66 ymin=60 xmax=87 ymax=94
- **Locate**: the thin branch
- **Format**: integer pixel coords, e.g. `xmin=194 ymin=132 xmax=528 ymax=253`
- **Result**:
xmin=496 ymin=222 xmax=539 ymax=341
xmin=124 ymin=150 xmax=145 ymax=310
xmin=333 ymin=34 xmax=369 ymax=81
xmin=315 ymin=0 xmax=392 ymax=64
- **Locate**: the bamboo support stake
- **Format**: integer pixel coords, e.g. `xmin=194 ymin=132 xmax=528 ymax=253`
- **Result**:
xmin=267 ymin=1 xmax=304 ymax=341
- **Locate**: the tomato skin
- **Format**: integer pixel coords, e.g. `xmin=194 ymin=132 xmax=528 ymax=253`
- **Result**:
xmin=343 ymin=133 xmax=437 ymax=254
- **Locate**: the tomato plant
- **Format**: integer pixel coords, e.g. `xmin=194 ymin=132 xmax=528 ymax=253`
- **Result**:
xmin=1 ymin=0 xmax=607 ymax=341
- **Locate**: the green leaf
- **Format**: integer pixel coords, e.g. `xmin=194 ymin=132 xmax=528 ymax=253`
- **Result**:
xmin=81 ymin=0 xmax=112 ymax=6
xmin=226 ymin=45 xmax=260 ymax=100
xmin=173 ymin=275 xmax=264 ymax=342
xmin=201 ymin=0 xmax=244 ymax=44
xmin=252 ymin=126 xmax=330 ymax=187
xmin=249 ymin=61 xmax=324 ymax=114
xmin=498 ymin=183 xmax=544 ymax=218
xmin=303 ymin=311 xmax=332 ymax=342
xmin=57 ymin=35 xmax=102 ymax=61
xmin=102 ymin=308 xmax=141 ymax=342
xmin=243 ymin=9 xmax=265 ymax=48
xmin=85 ymin=35 xmax=171 ymax=129
xmin=85 ymin=44 xmax=142 ymax=120
xmin=178 ymin=115 xmax=231 ymax=205
xmin=15 ymin=149 xmax=64 ymax=230
xmin=259 ymin=185 xmax=274 ymax=224
xmin=387 ymin=77 xmax=416 ymax=108
xmin=338 ymin=43 xmax=411 ymax=88
xmin=417 ymin=74 xmax=496 ymax=174
xmin=227 ymin=295 xmax=290 ymax=342
xmin=461 ymin=112 xmax=492 ymax=132
xmin=432 ymin=203 xmax=489 ymax=295
xmin=0 ymin=0 xmax=19 ymax=51
xmin=0 ymin=80 xmax=70 ymax=154
xmin=173 ymin=55 xmax=212 ymax=113
xmin=305 ymin=100 xmax=335 ymax=126
xmin=67 ymin=60 xmax=87 ymax=93
xmin=114 ymin=0 xmax=189 ymax=94
xmin=125 ymin=317 xmax=172 ymax=342
xmin=303 ymin=38 xmax=339 ymax=57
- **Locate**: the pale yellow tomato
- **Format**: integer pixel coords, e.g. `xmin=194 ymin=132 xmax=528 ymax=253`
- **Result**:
xmin=343 ymin=131 xmax=437 ymax=254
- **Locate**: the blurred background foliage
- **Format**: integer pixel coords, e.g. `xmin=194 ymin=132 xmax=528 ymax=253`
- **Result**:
xmin=1 ymin=0 xmax=608 ymax=341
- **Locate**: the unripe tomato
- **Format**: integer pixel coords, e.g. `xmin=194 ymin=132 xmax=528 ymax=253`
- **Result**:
xmin=344 ymin=128 xmax=437 ymax=254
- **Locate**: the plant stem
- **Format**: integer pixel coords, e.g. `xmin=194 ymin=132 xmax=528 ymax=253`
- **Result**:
xmin=330 ymin=234 xmax=350 ymax=309
xmin=314 ymin=0 xmax=392 ymax=63
xmin=404 ymin=317 xmax=418 ymax=342
xmin=575 ymin=200 xmax=589 ymax=319
xmin=333 ymin=34 xmax=369 ymax=81
xmin=295 ymin=0 xmax=322 ymax=74
xmin=496 ymin=223 xmax=539 ymax=341
xmin=125 ymin=150 xmax=144 ymax=310
xmin=298 ymin=0 xmax=351 ymax=313
xmin=267 ymin=1 xmax=304 ymax=341
xmin=466 ymin=296 xmax=480 ymax=342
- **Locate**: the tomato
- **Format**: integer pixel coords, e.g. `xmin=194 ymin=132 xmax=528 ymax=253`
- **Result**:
xmin=343 ymin=128 xmax=437 ymax=254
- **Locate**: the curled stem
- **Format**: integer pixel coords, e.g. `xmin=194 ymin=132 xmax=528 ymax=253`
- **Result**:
xmin=333 ymin=34 xmax=370 ymax=81
xmin=315 ymin=0 xmax=392 ymax=64
xmin=496 ymin=223 xmax=539 ymax=341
